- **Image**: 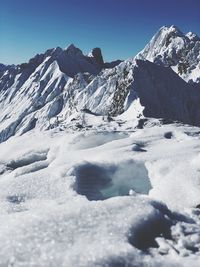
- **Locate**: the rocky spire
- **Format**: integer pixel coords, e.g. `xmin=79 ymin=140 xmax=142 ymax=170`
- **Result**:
xmin=91 ymin=47 xmax=104 ymax=65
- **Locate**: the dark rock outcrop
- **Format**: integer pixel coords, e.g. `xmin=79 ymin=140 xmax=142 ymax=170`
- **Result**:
xmin=91 ymin=47 xmax=104 ymax=65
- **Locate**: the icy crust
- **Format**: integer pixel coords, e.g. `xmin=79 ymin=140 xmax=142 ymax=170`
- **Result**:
xmin=0 ymin=120 xmax=200 ymax=265
xmin=136 ymin=25 xmax=200 ymax=83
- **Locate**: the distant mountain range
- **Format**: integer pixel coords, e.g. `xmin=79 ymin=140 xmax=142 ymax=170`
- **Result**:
xmin=0 ymin=25 xmax=200 ymax=142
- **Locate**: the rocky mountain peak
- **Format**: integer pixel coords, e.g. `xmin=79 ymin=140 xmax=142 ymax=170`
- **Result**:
xmin=64 ymin=44 xmax=83 ymax=56
xmin=90 ymin=47 xmax=104 ymax=65
xmin=136 ymin=25 xmax=200 ymax=83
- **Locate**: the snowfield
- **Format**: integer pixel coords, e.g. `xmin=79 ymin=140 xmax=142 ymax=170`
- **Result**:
xmin=0 ymin=115 xmax=200 ymax=266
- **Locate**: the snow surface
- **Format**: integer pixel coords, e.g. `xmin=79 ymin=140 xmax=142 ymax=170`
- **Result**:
xmin=0 ymin=116 xmax=200 ymax=266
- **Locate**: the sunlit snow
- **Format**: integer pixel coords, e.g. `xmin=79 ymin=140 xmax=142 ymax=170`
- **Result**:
xmin=0 ymin=116 xmax=200 ymax=266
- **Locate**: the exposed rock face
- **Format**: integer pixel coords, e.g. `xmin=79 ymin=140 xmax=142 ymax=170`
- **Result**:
xmin=91 ymin=47 xmax=104 ymax=65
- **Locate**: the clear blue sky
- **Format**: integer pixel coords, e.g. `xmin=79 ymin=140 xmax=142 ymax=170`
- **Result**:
xmin=1 ymin=0 xmax=200 ymax=64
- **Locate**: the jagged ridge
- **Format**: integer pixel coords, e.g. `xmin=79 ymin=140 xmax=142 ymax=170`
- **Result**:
xmin=0 ymin=26 xmax=200 ymax=142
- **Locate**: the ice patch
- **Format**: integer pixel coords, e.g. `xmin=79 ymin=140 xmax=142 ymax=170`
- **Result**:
xmin=72 ymin=160 xmax=152 ymax=200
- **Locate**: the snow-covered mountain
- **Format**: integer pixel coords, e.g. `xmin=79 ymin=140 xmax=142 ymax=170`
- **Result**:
xmin=136 ymin=25 xmax=200 ymax=83
xmin=0 ymin=45 xmax=124 ymax=141
xmin=0 ymin=41 xmax=200 ymax=143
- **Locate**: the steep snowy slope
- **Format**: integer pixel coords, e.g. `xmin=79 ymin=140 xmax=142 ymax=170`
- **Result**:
xmin=1 ymin=55 xmax=200 ymax=143
xmin=136 ymin=25 xmax=200 ymax=83
xmin=0 ymin=45 xmax=123 ymax=142
xmin=0 ymin=44 xmax=121 ymax=99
